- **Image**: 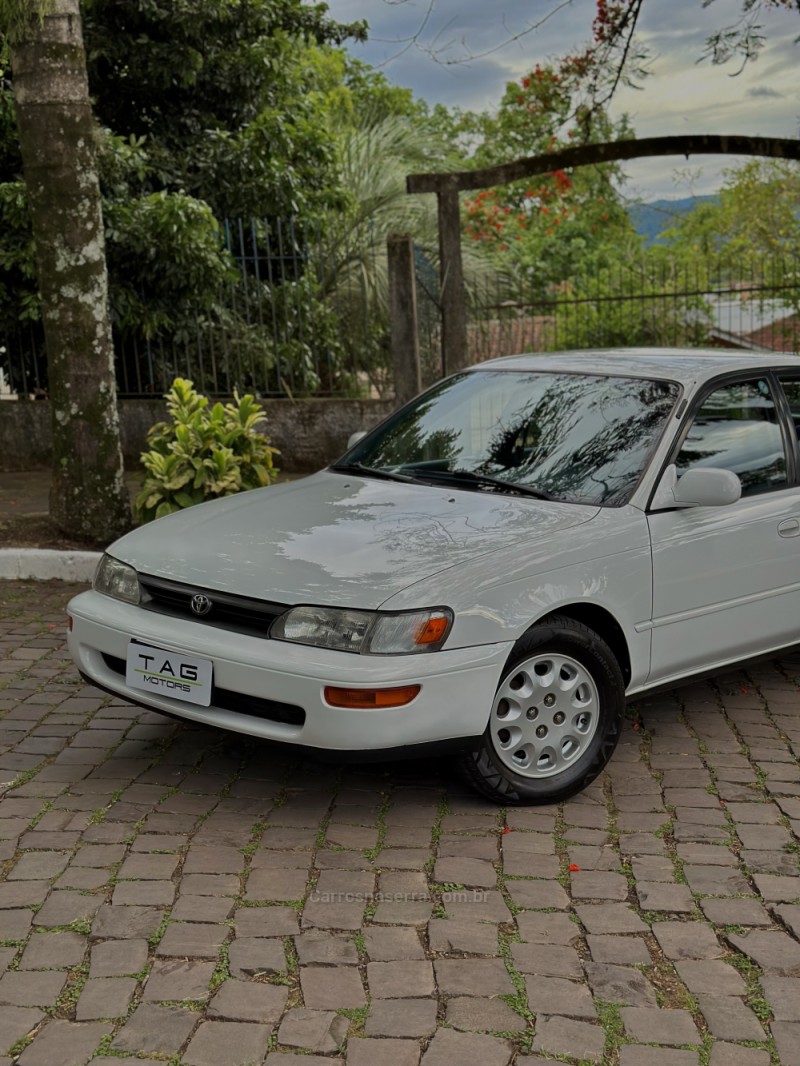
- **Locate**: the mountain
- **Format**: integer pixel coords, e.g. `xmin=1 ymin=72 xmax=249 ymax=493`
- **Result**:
xmin=628 ymin=195 xmax=719 ymax=244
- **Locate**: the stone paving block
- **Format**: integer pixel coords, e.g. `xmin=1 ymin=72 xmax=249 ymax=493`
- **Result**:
xmin=8 ymin=853 xmax=69 ymax=881
xmin=364 ymin=927 xmax=425 ymax=961
xmin=445 ymin=996 xmax=526 ymax=1033
xmin=707 ymin=1044 xmax=769 ymax=1066
xmin=727 ymin=930 xmax=800 ymax=974
xmin=207 ymin=980 xmax=288 ymax=1022
xmin=142 ymin=959 xmax=215 ymax=1002
xmin=16 ymin=1019 xmax=110 ymax=1066
xmin=696 ymin=994 xmax=765 ymax=1041
xmin=441 ymin=889 xmax=510 ymax=922
xmin=365 ymin=999 xmax=438 ymax=1038
xmin=182 ymin=846 xmax=245 ymax=874
xmin=725 ymin=802 xmax=782 ymax=824
xmin=181 ymin=874 xmax=241 ymax=896
xmin=156 ymin=922 xmax=228 ymax=958
xmin=675 ymin=843 xmax=737 ymax=866
xmin=575 ymin=904 xmax=648 ymax=935
xmin=510 ymin=941 xmax=581 ymax=978
xmin=89 ymin=939 xmax=148 ymax=979
xmin=19 ymin=932 xmax=86 ymax=971
xmin=112 ymin=880 xmax=176 ymax=906
xmin=0 ymin=971 xmax=66 ymax=1007
xmin=346 ymin=1037 xmax=421 ymax=1066
xmin=420 ymin=1029 xmax=514 ymax=1066
xmin=637 ymin=882 xmax=695 ymax=913
xmin=427 ymin=918 xmax=498 ymax=956
xmin=684 ymin=865 xmax=753 ymax=896
xmin=439 ymin=835 xmax=498 ymax=861
xmin=771 ymin=1022 xmax=800 ymax=1066
xmin=117 ymin=853 xmax=178 ymax=880
xmin=0 ymin=881 xmax=50 ymax=909
xmin=367 ymin=960 xmax=434 ymax=1000
xmin=265 ymin=1057 xmax=342 ymax=1066
xmin=90 ymin=904 xmax=163 ymax=940
xmin=516 ymin=911 xmax=581 ymax=945
xmin=58 ymin=868 xmax=110 ymax=891
xmin=245 ymin=868 xmax=308 ymax=901
xmin=277 ymin=1007 xmax=349 ymax=1053
xmin=434 ymin=958 xmax=514 ymax=997
xmin=71 ymin=844 xmax=126 ymax=868
xmin=571 ymin=871 xmax=629 ymax=900
xmin=372 ymin=901 xmax=433 ymax=926
xmin=761 ymin=976 xmax=800 ymax=1019
xmin=301 ymin=965 xmax=366 ymax=1008
xmin=619 ymin=1050 xmax=700 ymax=1066
xmin=228 ymin=938 xmax=286 ymax=978
xmin=171 ymin=895 xmax=232 ymax=923
xmin=75 ymin=977 xmax=136 ymax=1020
xmin=433 ymin=857 xmax=497 ymax=889
xmin=752 ymin=873 xmax=800 ymax=902
xmin=295 ymin=931 xmax=359 ymax=965
xmin=526 ymin=974 xmax=597 ymax=1017
xmin=0 ymin=1006 xmax=45 ymax=1054
xmin=674 ymin=960 xmax=747 ymax=996
xmin=652 ymin=922 xmax=724 ymax=961
xmin=531 ymin=1016 xmax=605 ymax=1063
xmin=771 ymin=904 xmax=800 ymax=939
xmin=584 ymin=962 xmax=658 ymax=1006
xmin=183 ymin=1020 xmax=271 ymax=1066
xmin=620 ymin=1006 xmax=701 ymax=1045
xmin=0 ymin=911 xmax=32 ymax=942
xmin=33 ymin=891 xmax=101 ymax=929
xmin=506 ymin=879 xmax=570 ymax=910
xmin=630 ymin=855 xmax=675 ymax=881
xmin=233 ymin=906 xmax=299 ymax=938
xmin=744 ymin=849 xmax=798 ymax=876
xmin=700 ymin=898 xmax=772 ymax=926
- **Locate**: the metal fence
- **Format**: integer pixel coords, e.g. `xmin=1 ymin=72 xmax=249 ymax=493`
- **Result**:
xmin=466 ymin=255 xmax=800 ymax=367
xmin=2 ymin=236 xmax=798 ymax=405
xmin=0 ymin=216 xmax=392 ymax=401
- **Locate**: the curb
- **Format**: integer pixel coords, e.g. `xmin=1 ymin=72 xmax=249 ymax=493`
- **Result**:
xmin=0 ymin=549 xmax=101 ymax=583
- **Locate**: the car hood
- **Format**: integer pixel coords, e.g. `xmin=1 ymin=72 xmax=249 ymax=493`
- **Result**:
xmin=111 ymin=470 xmax=599 ymax=609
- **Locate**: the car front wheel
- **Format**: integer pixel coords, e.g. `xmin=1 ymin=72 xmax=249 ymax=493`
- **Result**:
xmin=459 ymin=615 xmax=624 ymax=805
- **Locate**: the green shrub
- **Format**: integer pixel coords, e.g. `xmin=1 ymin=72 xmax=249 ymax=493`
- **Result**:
xmin=135 ymin=377 xmax=279 ymax=523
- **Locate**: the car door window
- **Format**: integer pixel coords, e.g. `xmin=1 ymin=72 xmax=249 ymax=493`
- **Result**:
xmin=778 ymin=376 xmax=800 ymax=442
xmin=675 ymin=378 xmax=787 ymax=496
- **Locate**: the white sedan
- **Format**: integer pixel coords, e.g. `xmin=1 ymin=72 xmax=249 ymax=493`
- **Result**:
xmin=67 ymin=349 xmax=800 ymax=804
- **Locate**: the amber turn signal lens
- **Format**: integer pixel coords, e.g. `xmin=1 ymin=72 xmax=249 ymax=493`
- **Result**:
xmin=414 ymin=615 xmax=449 ymax=645
xmin=324 ymin=685 xmax=421 ymax=709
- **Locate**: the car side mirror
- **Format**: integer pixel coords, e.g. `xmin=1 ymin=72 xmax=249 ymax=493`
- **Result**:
xmin=347 ymin=431 xmax=367 ymax=450
xmin=652 ymin=464 xmax=742 ymax=509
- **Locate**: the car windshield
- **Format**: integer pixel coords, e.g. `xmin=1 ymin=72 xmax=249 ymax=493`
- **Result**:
xmin=340 ymin=369 xmax=680 ymax=506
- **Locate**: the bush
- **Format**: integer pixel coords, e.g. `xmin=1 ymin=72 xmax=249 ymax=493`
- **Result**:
xmin=135 ymin=377 xmax=279 ymax=522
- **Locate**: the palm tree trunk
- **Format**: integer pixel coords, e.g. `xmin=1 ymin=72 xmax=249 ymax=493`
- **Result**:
xmin=11 ymin=0 xmax=130 ymax=541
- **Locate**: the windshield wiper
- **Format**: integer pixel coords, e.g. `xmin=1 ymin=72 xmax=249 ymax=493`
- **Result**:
xmin=330 ymin=461 xmax=417 ymax=484
xmin=411 ymin=468 xmax=557 ymax=500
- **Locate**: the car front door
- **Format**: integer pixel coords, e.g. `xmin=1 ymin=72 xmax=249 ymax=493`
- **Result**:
xmin=646 ymin=374 xmax=800 ymax=684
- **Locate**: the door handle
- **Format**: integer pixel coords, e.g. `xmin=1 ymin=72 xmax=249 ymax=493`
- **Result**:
xmin=778 ymin=518 xmax=800 ymax=538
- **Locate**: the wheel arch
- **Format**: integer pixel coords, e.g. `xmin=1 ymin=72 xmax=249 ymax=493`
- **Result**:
xmin=534 ymin=603 xmax=632 ymax=688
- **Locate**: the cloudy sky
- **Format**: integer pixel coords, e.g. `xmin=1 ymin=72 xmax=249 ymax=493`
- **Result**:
xmin=325 ymin=0 xmax=800 ymax=201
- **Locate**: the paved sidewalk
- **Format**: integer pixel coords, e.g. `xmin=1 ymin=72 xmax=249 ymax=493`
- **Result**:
xmin=0 ymin=581 xmax=799 ymax=1065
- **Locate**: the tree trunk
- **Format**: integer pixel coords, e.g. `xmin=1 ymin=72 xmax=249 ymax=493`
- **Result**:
xmin=11 ymin=0 xmax=130 ymax=541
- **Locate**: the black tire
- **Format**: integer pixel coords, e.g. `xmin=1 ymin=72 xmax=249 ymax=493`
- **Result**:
xmin=459 ymin=614 xmax=624 ymax=805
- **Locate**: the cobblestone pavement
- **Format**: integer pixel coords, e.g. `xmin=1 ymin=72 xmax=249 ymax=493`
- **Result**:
xmin=0 ymin=581 xmax=799 ymax=1066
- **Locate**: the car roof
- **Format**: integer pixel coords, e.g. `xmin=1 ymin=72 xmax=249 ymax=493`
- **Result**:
xmin=467 ymin=347 xmax=798 ymax=385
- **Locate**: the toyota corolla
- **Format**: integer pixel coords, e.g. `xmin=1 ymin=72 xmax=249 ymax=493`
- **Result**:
xmin=67 ymin=349 xmax=800 ymax=804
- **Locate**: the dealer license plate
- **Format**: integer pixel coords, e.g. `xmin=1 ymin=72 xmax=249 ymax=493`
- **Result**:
xmin=125 ymin=640 xmax=213 ymax=707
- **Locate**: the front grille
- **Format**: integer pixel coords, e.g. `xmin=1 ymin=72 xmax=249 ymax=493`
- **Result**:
xmin=138 ymin=574 xmax=286 ymax=638
xmin=102 ymin=654 xmax=305 ymax=727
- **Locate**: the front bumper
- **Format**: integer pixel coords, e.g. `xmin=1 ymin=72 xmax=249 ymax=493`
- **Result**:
xmin=67 ymin=591 xmax=513 ymax=751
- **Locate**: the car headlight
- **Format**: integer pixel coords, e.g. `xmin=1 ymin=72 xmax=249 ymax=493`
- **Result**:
xmin=93 ymin=554 xmax=140 ymax=605
xmin=271 ymin=606 xmax=453 ymax=655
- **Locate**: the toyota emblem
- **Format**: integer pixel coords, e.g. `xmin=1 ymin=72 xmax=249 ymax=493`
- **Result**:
xmin=190 ymin=594 xmax=212 ymax=617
